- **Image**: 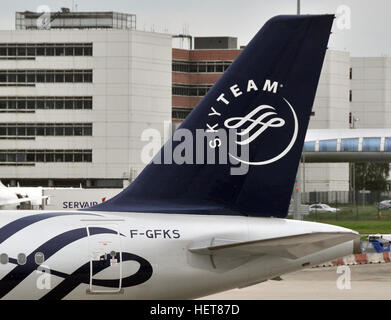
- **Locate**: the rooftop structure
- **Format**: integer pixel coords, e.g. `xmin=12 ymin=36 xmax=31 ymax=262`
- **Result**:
xmin=15 ymin=9 xmax=136 ymax=30
xmin=194 ymin=37 xmax=237 ymax=50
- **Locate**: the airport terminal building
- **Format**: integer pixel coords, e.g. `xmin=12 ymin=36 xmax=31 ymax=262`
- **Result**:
xmin=0 ymin=10 xmax=171 ymax=188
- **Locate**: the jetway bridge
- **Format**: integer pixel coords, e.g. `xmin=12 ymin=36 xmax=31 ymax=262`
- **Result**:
xmin=303 ymin=129 xmax=391 ymax=162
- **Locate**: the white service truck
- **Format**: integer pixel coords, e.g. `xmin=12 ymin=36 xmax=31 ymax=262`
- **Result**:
xmin=42 ymin=188 xmax=122 ymax=210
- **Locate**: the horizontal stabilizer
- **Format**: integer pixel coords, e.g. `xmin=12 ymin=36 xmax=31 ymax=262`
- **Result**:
xmin=189 ymin=232 xmax=359 ymax=259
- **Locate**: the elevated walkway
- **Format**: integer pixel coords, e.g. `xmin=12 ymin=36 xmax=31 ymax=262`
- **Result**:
xmin=303 ymin=129 xmax=391 ymax=162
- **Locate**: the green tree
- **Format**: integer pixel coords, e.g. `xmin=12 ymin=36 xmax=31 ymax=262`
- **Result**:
xmin=354 ymin=162 xmax=390 ymax=191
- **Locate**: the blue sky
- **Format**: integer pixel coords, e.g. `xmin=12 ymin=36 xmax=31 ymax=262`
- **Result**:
xmin=0 ymin=0 xmax=390 ymax=56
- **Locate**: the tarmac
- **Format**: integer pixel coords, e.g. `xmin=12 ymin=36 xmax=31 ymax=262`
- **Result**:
xmin=201 ymin=263 xmax=391 ymax=299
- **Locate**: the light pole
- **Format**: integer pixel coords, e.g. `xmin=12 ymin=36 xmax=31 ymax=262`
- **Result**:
xmin=349 ymin=113 xmax=359 ymax=218
xmin=297 ymin=0 xmax=301 ymax=14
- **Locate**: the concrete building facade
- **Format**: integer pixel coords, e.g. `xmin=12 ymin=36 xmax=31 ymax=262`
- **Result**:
xmin=350 ymin=56 xmax=391 ymax=183
xmin=0 ymin=11 xmax=172 ymax=188
xmin=350 ymin=56 xmax=391 ymax=128
xmin=303 ymin=50 xmax=351 ymax=192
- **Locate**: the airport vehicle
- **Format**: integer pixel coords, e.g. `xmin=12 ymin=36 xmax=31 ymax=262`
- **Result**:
xmin=377 ymin=200 xmax=391 ymax=210
xmin=0 ymin=181 xmax=48 ymax=210
xmin=0 ymin=15 xmax=359 ymax=300
xmin=309 ymin=203 xmax=340 ymax=213
xmin=367 ymin=234 xmax=391 ymax=253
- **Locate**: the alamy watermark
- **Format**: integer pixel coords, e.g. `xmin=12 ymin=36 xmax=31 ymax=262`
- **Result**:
xmin=336 ymin=4 xmax=351 ymax=30
xmin=36 ymin=265 xmax=51 ymax=290
xmin=140 ymin=122 xmax=250 ymax=175
xmin=36 ymin=5 xmax=51 ymax=30
xmin=336 ymin=265 xmax=351 ymax=290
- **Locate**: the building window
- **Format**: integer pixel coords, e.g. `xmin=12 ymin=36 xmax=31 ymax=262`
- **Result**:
xmin=0 ymin=123 xmax=92 ymax=138
xmin=385 ymin=138 xmax=391 ymax=152
xmin=0 ymin=43 xmax=93 ymax=58
xmin=349 ymin=90 xmax=352 ymax=102
xmin=172 ymin=84 xmax=213 ymax=97
xmin=362 ymin=137 xmax=381 ymax=152
xmin=0 ymin=150 xmax=92 ymax=164
xmin=0 ymin=70 xmax=92 ymax=85
xmin=341 ymin=138 xmax=359 ymax=151
xmin=172 ymin=60 xmax=232 ymax=73
xmin=0 ymin=97 xmax=92 ymax=112
xmin=303 ymin=141 xmax=315 ymax=152
xmin=172 ymin=108 xmax=192 ymax=120
xmin=319 ymin=139 xmax=337 ymax=152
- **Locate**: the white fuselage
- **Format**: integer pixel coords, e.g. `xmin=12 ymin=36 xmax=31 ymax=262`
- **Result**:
xmin=0 ymin=210 xmax=355 ymax=300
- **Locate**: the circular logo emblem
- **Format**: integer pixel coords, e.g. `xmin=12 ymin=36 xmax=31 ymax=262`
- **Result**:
xmin=225 ymin=97 xmax=298 ymax=165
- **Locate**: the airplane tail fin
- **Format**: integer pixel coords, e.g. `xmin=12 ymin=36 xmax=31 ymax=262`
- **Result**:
xmin=88 ymin=15 xmax=334 ymax=218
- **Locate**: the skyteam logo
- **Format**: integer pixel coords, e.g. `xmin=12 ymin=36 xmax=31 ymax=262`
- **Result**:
xmin=140 ymin=78 xmax=298 ymax=175
xmin=206 ymin=79 xmax=298 ymax=166
xmin=224 ymin=105 xmax=286 ymax=146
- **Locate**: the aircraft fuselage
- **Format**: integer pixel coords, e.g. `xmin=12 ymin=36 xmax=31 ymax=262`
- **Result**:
xmin=0 ymin=210 xmax=354 ymax=300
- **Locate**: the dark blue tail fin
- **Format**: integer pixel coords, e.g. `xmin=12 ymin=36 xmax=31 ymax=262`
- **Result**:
xmin=88 ymin=15 xmax=334 ymax=218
